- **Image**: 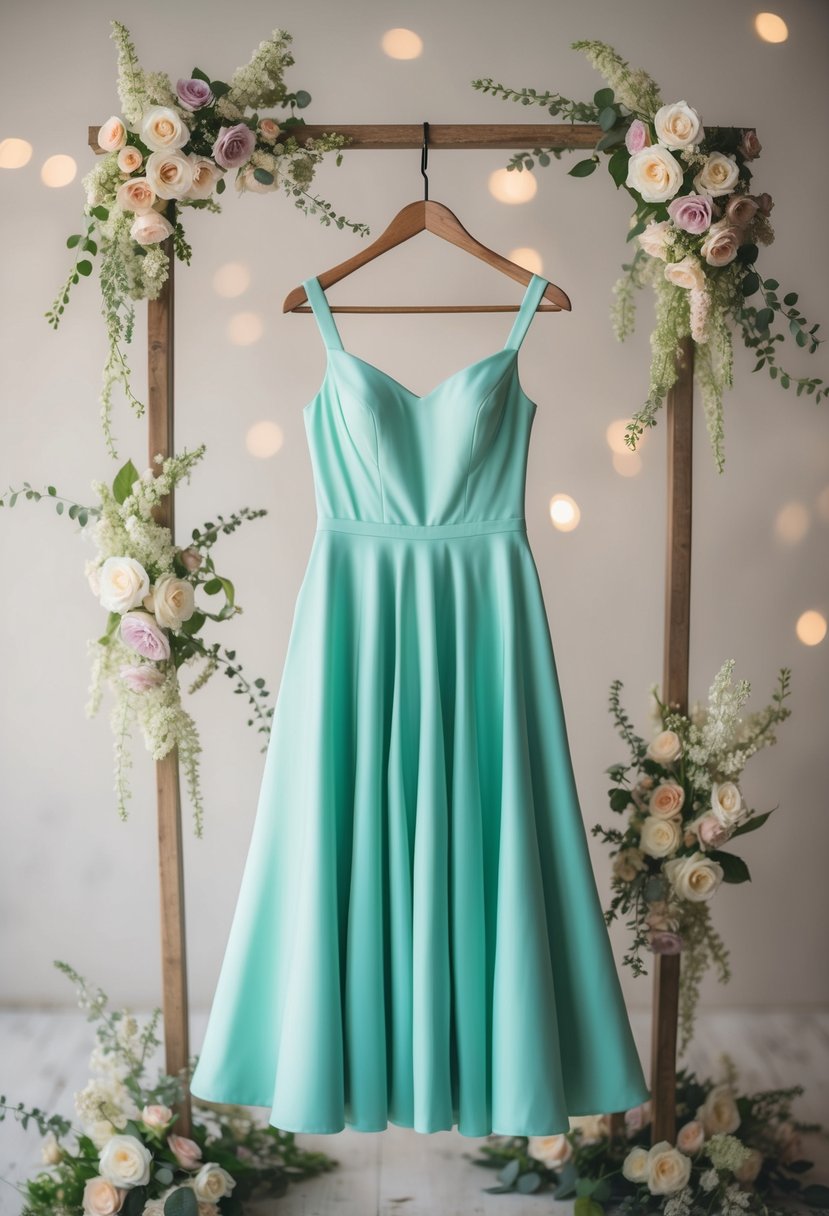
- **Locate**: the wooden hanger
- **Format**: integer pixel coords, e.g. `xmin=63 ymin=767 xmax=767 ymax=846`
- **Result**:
xmin=283 ymin=121 xmax=571 ymax=315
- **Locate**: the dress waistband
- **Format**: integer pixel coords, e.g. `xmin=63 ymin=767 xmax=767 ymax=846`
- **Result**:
xmin=316 ymin=516 xmax=527 ymax=540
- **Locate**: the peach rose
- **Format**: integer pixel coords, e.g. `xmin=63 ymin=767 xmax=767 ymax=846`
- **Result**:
xmin=141 ymin=1104 xmax=173 ymax=1129
xmin=139 ymin=105 xmax=189 ymax=152
xmin=184 ymin=155 xmax=223 ymax=200
xmin=646 ymin=730 xmax=682 ymax=765
xmin=711 ymin=781 xmax=744 ymax=827
xmin=647 ymin=1142 xmax=692 ymax=1195
xmin=259 ymin=118 xmax=281 ymax=143
xmin=145 ymin=149 xmax=194 ymax=200
xmin=664 ymin=853 xmax=724 ymax=902
xmin=734 ymin=1147 xmax=763 ymax=1183
xmin=697 ymin=1083 xmax=740 ymax=1136
xmin=143 ymin=575 xmax=195 ymax=630
xmin=116 ymin=177 xmax=156 ymax=215
xmin=694 ymin=151 xmax=739 ymax=198
xmin=676 ymin=1119 xmax=705 ymax=1154
xmin=81 ymin=1176 xmax=126 ymax=1215
xmin=168 ymin=1134 xmax=203 ymax=1169
xmin=622 ymin=1145 xmax=650 ymax=1182
xmin=527 ymin=1133 xmax=572 ymax=1168
xmin=700 ymin=220 xmax=742 ymax=267
xmin=98 ymin=117 xmax=127 ymax=152
xmin=664 ymin=255 xmax=706 ymax=291
xmin=649 ymin=782 xmax=685 ymax=819
xmin=627 ymin=145 xmax=684 ymax=203
xmin=638 ymin=219 xmax=672 ymax=261
xmin=130 ymin=212 xmax=175 ymax=246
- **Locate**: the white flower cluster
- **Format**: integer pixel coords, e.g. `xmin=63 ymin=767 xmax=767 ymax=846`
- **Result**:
xmin=226 ymin=28 xmax=295 ymax=110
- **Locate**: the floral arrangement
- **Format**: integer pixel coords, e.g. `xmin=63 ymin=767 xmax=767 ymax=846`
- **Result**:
xmin=473 ymin=1055 xmax=829 ymax=1215
xmin=0 ymin=447 xmax=274 ymax=834
xmin=0 ymin=962 xmax=337 ymax=1215
xmin=46 ymin=21 xmax=369 ymax=457
xmin=592 ymin=660 xmax=792 ymax=1054
xmin=472 ymin=41 xmax=827 ymax=472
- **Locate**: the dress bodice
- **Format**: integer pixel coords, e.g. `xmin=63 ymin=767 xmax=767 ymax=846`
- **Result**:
xmin=301 ymin=274 xmax=549 ymax=528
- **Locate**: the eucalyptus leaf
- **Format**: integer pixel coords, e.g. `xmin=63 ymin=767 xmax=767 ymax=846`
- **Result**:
xmin=598 ymin=106 xmax=617 ymax=131
xmin=294 ymin=89 xmax=312 ymax=108
xmin=569 ymin=158 xmax=598 ymax=178
xmin=163 ymin=1188 xmax=198 ymax=1216
xmin=516 ymin=1171 xmax=542 ymax=1193
xmin=498 ymin=1157 xmax=520 ymax=1186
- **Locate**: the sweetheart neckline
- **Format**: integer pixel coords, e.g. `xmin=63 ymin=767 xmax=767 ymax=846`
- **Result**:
xmin=327 ymin=347 xmax=517 ymax=402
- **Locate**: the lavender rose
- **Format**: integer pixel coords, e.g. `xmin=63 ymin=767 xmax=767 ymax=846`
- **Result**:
xmin=667 ymin=192 xmax=712 ymax=234
xmin=211 ymin=122 xmax=256 ymax=170
xmin=176 ymin=78 xmax=215 ymax=111
xmin=649 ymin=930 xmax=683 ymax=955
xmin=120 ymin=610 xmax=171 ymax=662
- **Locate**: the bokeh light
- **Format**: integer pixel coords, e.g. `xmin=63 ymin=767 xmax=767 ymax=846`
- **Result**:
xmin=381 ymin=28 xmax=423 ymax=59
xmin=508 ymin=247 xmax=544 ymax=275
xmin=0 ymin=138 xmax=32 ymax=169
xmin=774 ymin=501 xmax=810 ymax=545
xmin=549 ymin=493 xmax=581 ymax=532
xmin=214 ymin=262 xmax=251 ymax=298
xmin=41 ymin=154 xmax=77 ymax=188
xmin=754 ymin=12 xmax=788 ymax=42
xmin=796 ymin=610 xmax=827 ymax=647
xmin=246 ymin=420 xmax=285 ymax=458
xmin=489 ymin=168 xmax=537 ymax=205
xmin=227 ymin=312 xmax=264 ymax=345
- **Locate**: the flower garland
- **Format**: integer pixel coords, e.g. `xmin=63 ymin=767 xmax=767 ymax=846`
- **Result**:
xmin=1 ymin=447 xmax=275 ymax=835
xmin=474 ymin=1056 xmax=828 ymax=1215
xmin=472 ymin=41 xmax=827 ymax=472
xmin=46 ymin=21 xmax=370 ymax=458
xmin=593 ymin=660 xmax=792 ymax=1054
xmin=0 ymin=962 xmax=337 ymax=1216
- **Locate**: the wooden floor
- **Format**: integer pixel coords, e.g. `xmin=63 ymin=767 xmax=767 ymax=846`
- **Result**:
xmin=1 ymin=1008 xmax=828 ymax=1215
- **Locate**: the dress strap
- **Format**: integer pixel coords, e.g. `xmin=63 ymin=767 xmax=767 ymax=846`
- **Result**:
xmin=302 ymin=276 xmax=344 ymax=351
xmin=503 ymin=274 xmax=550 ymax=351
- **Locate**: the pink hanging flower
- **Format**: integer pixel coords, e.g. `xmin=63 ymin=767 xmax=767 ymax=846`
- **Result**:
xmin=119 ymin=663 xmax=165 ymax=692
xmin=120 ymin=610 xmax=171 ymax=661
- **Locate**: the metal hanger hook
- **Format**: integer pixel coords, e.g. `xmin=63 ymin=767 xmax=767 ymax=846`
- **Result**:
xmin=420 ymin=121 xmax=429 ymax=202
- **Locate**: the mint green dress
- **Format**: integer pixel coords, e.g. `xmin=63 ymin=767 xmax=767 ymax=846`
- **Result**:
xmin=189 ymin=273 xmax=650 ymax=1136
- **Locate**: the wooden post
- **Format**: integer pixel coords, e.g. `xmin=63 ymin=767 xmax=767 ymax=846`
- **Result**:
xmin=650 ymin=335 xmax=695 ymax=1143
xmin=147 ymin=216 xmax=192 ymax=1136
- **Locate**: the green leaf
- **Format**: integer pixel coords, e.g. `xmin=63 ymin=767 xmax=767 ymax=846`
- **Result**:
xmin=78 ymin=509 xmax=89 ymax=527
xmin=574 ymin=1198 xmax=604 ymax=1216
xmin=553 ymin=1161 xmax=578 ymax=1199
xmin=90 ymin=205 xmax=109 ymax=221
xmin=598 ymin=106 xmax=617 ymax=131
xmin=113 ymin=459 xmax=140 ymax=505
xmin=163 ymin=1188 xmax=198 ymax=1216
xmin=216 ymin=177 xmax=226 ymax=194
xmin=203 ymin=578 xmax=223 ymax=595
xmin=253 ymin=167 xmax=274 ymax=185
xmin=708 ymin=850 xmax=751 ymax=883
xmin=191 ymin=67 xmax=210 ymax=83
xmin=516 ymin=1171 xmax=542 ymax=1193
xmin=76 ymin=260 xmax=93 ymax=276
xmin=756 ymin=308 xmax=774 ymax=331
xmin=56 ymin=501 xmax=64 ymax=514
xmin=498 ymin=1157 xmax=520 ymax=1186
xmin=801 ymin=1182 xmax=829 ymax=1206
xmin=155 ymin=1166 xmax=174 ymax=1185
xmin=730 ymin=809 xmax=773 ymax=837
xmin=593 ymin=88 xmax=615 ymax=108
xmin=593 ymin=1177 xmax=612 ymax=1203
xmin=47 ymin=485 xmax=56 ymax=496
xmin=121 ymin=1187 xmax=148 ymax=1216
xmin=741 ymin=271 xmax=760 ymax=297
xmin=783 ymin=291 xmax=798 ymax=306
xmin=180 ymin=611 xmax=205 ymax=636
xmin=608 ymin=147 xmax=629 ymax=188
xmin=609 ymin=788 xmax=632 ymax=812
xmin=763 ymin=278 xmax=779 ymax=290
xmin=569 ymin=158 xmax=598 ymax=178
xmin=66 ymin=234 xmax=81 ymax=248
xmin=210 ymin=80 xmax=231 ymax=99
xmin=294 ymin=89 xmax=312 ymax=108
xmin=796 ymin=329 xmax=808 ymax=347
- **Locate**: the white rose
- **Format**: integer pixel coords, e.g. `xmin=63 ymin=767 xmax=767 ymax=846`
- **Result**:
xmin=646 ymin=729 xmax=683 ymax=764
xmin=622 ymin=1145 xmax=650 ymax=1183
xmin=99 ymin=556 xmax=150 ymax=614
xmin=647 ymin=1141 xmax=692 ymax=1194
xmin=141 ymin=1103 xmax=173 ymax=1129
xmin=185 ymin=154 xmax=224 ymax=200
xmin=693 ymin=151 xmax=739 ymax=198
xmin=527 ymin=1133 xmax=572 ymax=1168
xmin=139 ymin=105 xmax=189 ymax=152
xmin=192 ymin=1162 xmax=237 ymax=1202
xmin=654 ymin=101 xmax=703 ymax=149
xmin=626 ymin=145 xmax=684 ymax=203
xmin=145 ymin=149 xmax=194 ymax=200
xmin=130 ymin=212 xmax=175 ymax=246
xmin=98 ymin=1133 xmax=152 ymax=1188
xmin=697 ymin=1084 xmax=741 ymax=1136
xmin=41 ymin=1130 xmax=62 ymax=1164
xmin=143 ymin=575 xmax=195 ymax=629
xmin=639 ymin=815 xmax=682 ymax=858
xmin=567 ymin=1113 xmax=609 ymax=1143
xmin=638 ymin=219 xmax=672 ymax=261
xmin=664 ymin=255 xmax=706 ymax=292
xmin=711 ymin=781 xmax=744 ymax=827
xmin=664 ymin=853 xmax=724 ymax=902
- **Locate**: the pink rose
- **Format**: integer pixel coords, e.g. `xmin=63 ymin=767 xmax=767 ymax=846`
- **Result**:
xmin=178 ymin=546 xmax=203 ymax=572
xmin=755 ymin=192 xmax=774 ymax=216
xmin=677 ymin=1119 xmax=705 ymax=1154
xmin=141 ymin=1103 xmax=173 ymax=1129
xmin=120 ymin=610 xmax=171 ymax=661
xmin=211 ymin=122 xmax=256 ymax=169
xmin=625 ymin=119 xmax=652 ymax=153
xmin=649 ymin=930 xmax=683 ymax=954
xmin=119 ymin=664 xmax=165 ymax=692
xmin=725 ymin=194 xmax=759 ymax=228
xmin=695 ymin=814 xmax=730 ymax=849
xmin=624 ymin=1100 xmax=651 ymax=1134
xmin=176 ymin=78 xmax=215 ymax=111
xmin=667 ymin=192 xmax=713 ymax=234
xmin=130 ymin=211 xmax=175 ymax=246
xmin=168 ymin=1134 xmax=203 ymax=1169
xmin=738 ymin=129 xmax=762 ymax=160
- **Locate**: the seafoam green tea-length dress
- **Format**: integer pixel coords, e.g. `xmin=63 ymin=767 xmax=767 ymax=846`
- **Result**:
xmin=189 ymin=272 xmax=650 ymax=1136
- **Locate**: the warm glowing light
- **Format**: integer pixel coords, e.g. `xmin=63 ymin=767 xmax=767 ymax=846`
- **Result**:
xmin=612 ymin=451 xmax=643 ymax=477
xmin=0 ymin=138 xmax=32 ymax=168
xmin=246 ymin=420 xmax=285 ymax=458
xmin=41 ymin=154 xmax=77 ymax=187
xmin=774 ymin=501 xmax=810 ymax=545
xmin=816 ymin=484 xmax=829 ymax=522
xmin=227 ymin=312 xmax=264 ymax=345
xmin=508 ymin=247 xmax=543 ymax=275
xmin=381 ymin=28 xmax=423 ymax=59
xmin=214 ymin=262 xmax=251 ymax=298
xmin=489 ymin=168 xmax=537 ymax=205
xmin=754 ymin=12 xmax=788 ymax=42
xmin=605 ymin=418 xmax=647 ymax=455
xmin=549 ymin=493 xmax=580 ymax=532
xmin=796 ymin=610 xmax=827 ymax=647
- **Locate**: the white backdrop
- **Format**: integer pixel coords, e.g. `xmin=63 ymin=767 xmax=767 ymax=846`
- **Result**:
xmin=1 ymin=0 xmax=827 ymax=1014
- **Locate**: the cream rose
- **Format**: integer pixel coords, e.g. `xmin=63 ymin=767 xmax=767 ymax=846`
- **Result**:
xmin=646 ymin=729 xmax=682 ymax=764
xmin=185 ymin=154 xmax=224 ymax=200
xmin=700 ymin=220 xmax=742 ymax=267
xmin=98 ymin=1133 xmax=152 ymax=1188
xmin=145 ymin=149 xmax=194 ymax=200
xmin=82 ymin=1176 xmax=126 ymax=1215
xmin=664 ymin=853 xmax=724 ymax=902
xmin=622 ymin=1145 xmax=650 ymax=1183
xmin=649 ymin=782 xmax=686 ymax=819
xmin=626 ymin=145 xmax=684 ymax=203
xmin=639 ymin=815 xmax=682 ymax=858
xmin=527 ymin=1133 xmax=572 ymax=1168
xmin=116 ymin=177 xmax=156 ymax=215
xmin=711 ymin=781 xmax=744 ymax=827
xmin=41 ymin=1130 xmax=62 ymax=1164
xmin=130 ymin=212 xmax=175 ymax=246
xmin=141 ymin=1103 xmax=173 ymax=1129
xmin=139 ymin=105 xmax=189 ymax=152
xmin=654 ymin=101 xmax=703 ymax=149
xmin=694 ymin=151 xmax=739 ymax=198
xmin=647 ymin=1141 xmax=692 ymax=1195
xmin=98 ymin=117 xmax=127 ymax=152
xmin=192 ymin=1162 xmax=237 ymax=1202
xmin=664 ymin=255 xmax=706 ymax=292
xmin=143 ymin=575 xmax=195 ymax=629
xmin=99 ymin=556 xmax=150 ymax=614
xmin=568 ymin=1114 xmax=609 ymax=1143
xmin=697 ymin=1083 xmax=741 ymax=1136
xmin=676 ymin=1119 xmax=705 ymax=1154
xmin=638 ymin=219 xmax=672 ymax=261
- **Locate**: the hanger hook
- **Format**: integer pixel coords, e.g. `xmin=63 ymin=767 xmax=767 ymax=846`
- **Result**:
xmin=420 ymin=120 xmax=429 ymax=202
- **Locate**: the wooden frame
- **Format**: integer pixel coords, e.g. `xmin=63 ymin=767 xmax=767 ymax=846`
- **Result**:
xmin=89 ymin=120 xmax=703 ymax=1146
